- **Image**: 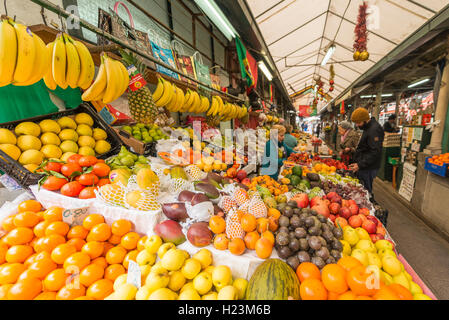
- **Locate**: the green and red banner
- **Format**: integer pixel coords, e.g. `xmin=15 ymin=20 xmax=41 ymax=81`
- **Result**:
xmin=235 ymin=36 xmax=258 ymax=93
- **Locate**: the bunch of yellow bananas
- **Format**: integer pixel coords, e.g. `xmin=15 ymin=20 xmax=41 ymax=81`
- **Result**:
xmin=0 ymin=19 xmax=49 ymax=87
xmin=43 ymin=33 xmax=95 ymax=91
xmin=206 ymin=96 xmax=248 ymax=121
xmin=81 ymin=53 xmax=130 ymax=104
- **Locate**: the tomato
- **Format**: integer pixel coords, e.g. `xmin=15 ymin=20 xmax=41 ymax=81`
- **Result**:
xmin=79 ymin=156 xmax=98 ymax=167
xmin=92 ymin=163 xmax=111 ymax=178
xmin=79 ymin=187 xmax=97 ymax=199
xmin=61 ymin=163 xmax=83 ymax=178
xmin=60 ymin=181 xmax=84 ymax=197
xmin=67 ymin=154 xmax=83 ymax=165
xmin=42 ymin=176 xmax=68 ymax=191
xmin=78 ymin=173 xmax=99 ymax=186
xmin=97 ymin=179 xmax=110 ymax=187
xmin=44 ymin=162 xmax=62 ymax=173
xmin=96 ymin=159 xmax=105 ymax=163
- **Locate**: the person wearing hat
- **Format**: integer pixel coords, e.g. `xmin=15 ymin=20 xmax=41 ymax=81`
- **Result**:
xmin=338 ymin=121 xmax=360 ymax=166
xmin=349 ymin=107 xmax=385 ymax=197
xmin=383 ymin=114 xmax=400 ymax=133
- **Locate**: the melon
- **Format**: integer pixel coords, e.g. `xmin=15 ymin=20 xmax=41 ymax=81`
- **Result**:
xmin=245 ymin=259 xmax=300 ymax=300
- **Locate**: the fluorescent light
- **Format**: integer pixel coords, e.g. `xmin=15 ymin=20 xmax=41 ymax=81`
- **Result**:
xmin=194 ymin=0 xmax=238 ymax=41
xmin=321 ymin=45 xmax=336 ymax=66
xmin=382 ymin=93 xmax=393 ymax=97
xmin=408 ymin=78 xmax=430 ymax=88
xmin=360 ymin=94 xmax=393 ymax=98
xmin=361 ymin=95 xmax=373 ymax=98
xmin=258 ymin=61 xmax=273 ymax=81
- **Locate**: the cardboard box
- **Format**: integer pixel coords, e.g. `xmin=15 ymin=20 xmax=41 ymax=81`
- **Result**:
xmin=113 ymin=127 xmax=154 ymax=155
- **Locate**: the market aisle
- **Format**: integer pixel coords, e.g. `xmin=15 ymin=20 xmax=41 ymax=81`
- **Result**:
xmin=373 ymin=179 xmax=449 ymax=300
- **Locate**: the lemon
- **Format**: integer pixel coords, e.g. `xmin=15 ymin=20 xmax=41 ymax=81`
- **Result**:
xmin=0 ymin=128 xmax=17 ymax=144
xmin=41 ymin=132 xmax=61 ymax=145
xmin=76 ymin=124 xmax=93 ymax=137
xmin=93 ymin=128 xmax=107 ymax=141
xmin=61 ymin=152 xmax=76 ymax=162
xmin=15 ymin=122 xmax=41 ymax=137
xmin=23 ymin=163 xmax=39 ymax=173
xmin=17 ymin=135 xmax=42 ymax=151
xmin=78 ymin=136 xmax=96 ymax=148
xmin=41 ymin=145 xmax=62 ymax=159
xmin=60 ymin=140 xmax=79 ymax=153
xmin=19 ymin=149 xmax=44 ymax=165
xmin=0 ymin=144 xmax=21 ymax=160
xmin=75 ymin=113 xmax=94 ymax=126
xmin=39 ymin=119 xmax=61 ymax=134
xmin=59 ymin=129 xmax=78 ymax=142
xmin=79 ymin=146 xmax=95 ymax=156
xmin=57 ymin=116 xmax=77 ymax=129
xmin=95 ymin=140 xmax=111 ymax=155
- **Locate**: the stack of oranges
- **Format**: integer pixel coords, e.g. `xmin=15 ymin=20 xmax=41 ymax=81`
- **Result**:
xmin=0 ymin=200 xmax=143 ymax=300
xmin=247 ymin=176 xmax=288 ymax=196
xmin=296 ymin=257 xmax=414 ymax=300
xmin=209 ymin=208 xmax=280 ymax=259
xmin=428 ymin=153 xmax=449 ymax=166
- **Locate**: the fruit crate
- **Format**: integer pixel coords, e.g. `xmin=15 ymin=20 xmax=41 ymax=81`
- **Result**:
xmin=0 ymin=103 xmax=123 ymax=189
xmin=112 ymin=128 xmax=157 ymax=156
xmin=424 ymin=157 xmax=449 ymax=177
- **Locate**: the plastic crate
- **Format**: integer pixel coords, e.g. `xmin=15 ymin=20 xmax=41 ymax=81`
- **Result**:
xmin=424 ymin=157 xmax=448 ymax=177
xmin=0 ymin=103 xmax=123 ymax=189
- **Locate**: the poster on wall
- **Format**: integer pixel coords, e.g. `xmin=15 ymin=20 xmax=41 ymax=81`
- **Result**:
xmin=399 ymin=163 xmax=417 ymax=202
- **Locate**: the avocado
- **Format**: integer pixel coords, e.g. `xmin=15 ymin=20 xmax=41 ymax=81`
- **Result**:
xmin=306 ymin=172 xmax=320 ymax=182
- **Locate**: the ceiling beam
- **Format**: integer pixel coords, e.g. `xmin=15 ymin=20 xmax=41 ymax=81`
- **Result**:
xmin=275 ymin=37 xmax=322 ymax=63
xmin=255 ymin=0 xmax=286 ymax=19
xmin=407 ymin=0 xmax=436 ymax=14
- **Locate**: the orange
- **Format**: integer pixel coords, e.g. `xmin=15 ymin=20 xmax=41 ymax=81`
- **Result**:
xmin=18 ymin=200 xmax=42 ymax=213
xmin=338 ymin=290 xmax=357 ymax=300
xmin=108 ymin=234 xmax=122 ymax=245
xmin=261 ymin=230 xmax=275 ymax=245
xmin=34 ymin=234 xmax=66 ymax=253
xmin=268 ymin=216 xmax=279 ymax=232
xmin=87 ymin=223 xmax=111 ymax=242
xmin=86 ymin=279 xmax=113 ymax=300
xmin=102 ymin=242 xmax=114 ymax=256
xmin=300 ymin=278 xmax=328 ymax=300
xmin=388 ymin=283 xmax=413 ymax=300
xmin=213 ymin=233 xmax=229 ymax=250
xmin=43 ymin=268 xmax=69 ymax=291
xmin=67 ymin=225 xmax=88 ymax=239
xmin=321 ymin=264 xmax=348 ymax=294
xmin=74 ymin=296 xmax=95 ymax=300
xmin=43 ymin=207 xmax=63 ymax=222
xmin=123 ymin=250 xmax=138 ymax=269
xmin=51 ymin=243 xmax=77 ymax=264
xmin=91 ymin=257 xmax=108 ymax=269
xmin=255 ymin=237 xmax=273 ymax=259
xmin=209 ymin=216 xmax=226 ymax=234
xmin=0 ymin=284 xmax=12 ymax=300
xmin=328 ymin=291 xmax=340 ymax=300
xmin=27 ymin=258 xmax=57 ymax=279
xmin=120 ymin=232 xmax=140 ymax=250
xmin=82 ymin=214 xmax=105 ymax=231
xmin=105 ymin=246 xmax=127 ymax=265
xmin=111 ymin=219 xmax=132 ymax=236
xmin=81 ymin=241 xmax=104 ymax=260
xmin=243 ymin=231 xmax=259 ymax=250
xmin=13 ymin=211 xmax=41 ymax=228
xmin=7 ymin=277 xmax=42 ymax=300
xmin=25 ymin=251 xmax=51 ymax=267
xmin=33 ymin=221 xmax=50 ymax=238
xmin=104 ymin=264 xmax=125 ymax=281
xmin=0 ymin=263 xmax=27 ymax=284
xmin=256 ymin=218 xmax=269 ymax=234
xmin=355 ymin=295 xmax=373 ymax=300
xmin=240 ymin=214 xmax=257 ymax=232
xmin=1 ymin=215 xmax=16 ymax=232
xmin=4 ymin=227 xmax=34 ymax=246
xmin=45 ymin=221 xmax=70 ymax=237
xmin=17 ymin=269 xmax=36 ymax=282
xmin=346 ymin=266 xmax=377 ymax=296
xmin=0 ymin=243 xmax=7 ymax=264
xmin=337 ymin=256 xmax=363 ymax=272
xmin=63 ymin=252 xmax=91 ymax=272
xmin=296 ymin=262 xmax=321 ymax=283
xmin=373 ymin=286 xmax=400 ymax=300
xmin=56 ymin=284 xmax=86 ymax=300
xmin=34 ymin=291 xmax=57 ymax=300
xmin=66 ymin=238 xmax=86 ymax=251
xmin=5 ymin=245 xmax=34 ymax=263
xmin=267 ymin=208 xmax=281 ymax=219
xmin=137 ymin=236 xmax=147 ymax=251
xmin=79 ymin=263 xmax=105 ymax=287
xmin=228 ymin=238 xmax=245 ymax=256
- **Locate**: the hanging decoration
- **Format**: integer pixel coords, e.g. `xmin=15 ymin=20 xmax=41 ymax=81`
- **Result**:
xmin=353 ymin=1 xmax=370 ymax=61
xmin=340 ymin=100 xmax=345 ymax=115
xmin=269 ymin=83 xmax=274 ymax=103
xmin=329 ymin=64 xmax=335 ymax=92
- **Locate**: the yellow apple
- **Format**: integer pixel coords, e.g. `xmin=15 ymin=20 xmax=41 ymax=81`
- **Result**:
xmin=409 ymin=281 xmax=423 ymax=295
xmin=136 ymin=284 xmax=155 ymax=300
xmin=382 ymin=255 xmax=402 ymax=276
xmin=355 ymin=227 xmax=371 ymax=241
xmin=145 ymin=235 xmax=163 ymax=254
xmin=204 ymin=265 xmax=215 ymax=275
xmin=136 ymin=250 xmax=157 ymax=266
xmin=218 ymin=285 xmax=238 ymax=300
xmin=114 ymin=283 xmax=138 ymax=300
xmin=340 ymin=240 xmax=351 ymax=256
xmin=178 ymin=288 xmax=201 ymax=300
xmin=157 ymin=242 xmax=176 ymax=259
xmin=367 ymin=252 xmax=382 ymax=268
xmin=380 ymin=271 xmax=393 ymax=285
xmin=168 ymin=271 xmax=186 ymax=292
xmin=355 ymin=239 xmax=376 ymax=253
xmin=192 ymin=249 xmax=213 ymax=269
xmin=145 ymin=265 xmax=170 ymax=292
xmin=181 ymin=258 xmax=202 ymax=280
xmin=140 ymin=265 xmax=152 ymax=280
xmin=378 ymin=248 xmax=396 ymax=259
xmin=113 ymin=274 xmax=128 ymax=291
xmin=392 ymin=272 xmax=410 ymax=290
xmin=343 ymin=226 xmax=359 ymax=246
xmin=413 ymin=293 xmax=432 ymax=300
xmin=148 ymin=288 xmax=177 ymax=300
xmin=202 ymin=292 xmax=218 ymax=300
xmin=193 ymin=272 xmax=213 ymax=295
xmin=161 ymin=249 xmax=186 ymax=271
xmin=375 ymin=239 xmax=393 ymax=251
xmin=212 ymin=265 xmax=232 ymax=290
xmin=180 ymin=281 xmax=195 ymax=293
xmin=351 ymin=248 xmax=368 ymax=266
xmin=179 ymin=249 xmax=190 ymax=259
xmin=232 ymin=278 xmax=248 ymax=300
xmin=404 ymin=271 xmax=412 ymax=281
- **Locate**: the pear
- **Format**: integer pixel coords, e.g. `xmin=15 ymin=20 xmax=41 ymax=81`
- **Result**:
xmin=392 ymin=272 xmax=410 ymax=290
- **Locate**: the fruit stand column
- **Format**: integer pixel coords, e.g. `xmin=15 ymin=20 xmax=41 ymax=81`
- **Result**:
xmin=372 ymin=82 xmax=384 ymax=121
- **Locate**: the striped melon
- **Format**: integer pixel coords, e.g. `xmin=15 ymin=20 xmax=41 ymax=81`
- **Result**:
xmin=245 ymin=259 xmax=300 ymax=300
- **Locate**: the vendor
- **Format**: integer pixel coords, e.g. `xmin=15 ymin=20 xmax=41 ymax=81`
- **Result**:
xmin=283 ymin=124 xmax=298 ymax=150
xmin=338 ymin=121 xmax=360 ymax=165
xmin=383 ymin=114 xmax=400 ymax=133
xmin=260 ymin=125 xmax=294 ymax=180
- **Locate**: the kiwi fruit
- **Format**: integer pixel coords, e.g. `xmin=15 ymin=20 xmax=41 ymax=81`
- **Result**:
xmin=297 ymin=251 xmax=311 ymax=263
xmin=287 ymin=256 xmax=300 ymax=270
xmin=279 ymin=216 xmax=290 ymax=228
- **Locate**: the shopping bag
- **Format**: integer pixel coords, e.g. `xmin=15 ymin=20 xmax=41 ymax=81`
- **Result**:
xmin=150 ymin=41 xmax=180 ymax=80
xmin=192 ymin=51 xmax=212 ymax=88
xmin=171 ymin=40 xmax=197 ymax=85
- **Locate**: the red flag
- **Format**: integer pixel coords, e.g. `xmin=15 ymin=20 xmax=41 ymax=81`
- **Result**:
xmin=340 ymin=101 xmax=345 ymax=114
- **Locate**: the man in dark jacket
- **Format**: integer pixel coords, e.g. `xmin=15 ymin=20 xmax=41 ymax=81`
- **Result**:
xmin=383 ymin=114 xmax=400 ymax=133
xmin=349 ymin=107 xmax=385 ymax=197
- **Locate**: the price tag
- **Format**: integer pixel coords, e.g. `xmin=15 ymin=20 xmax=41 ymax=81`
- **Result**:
xmin=62 ymin=207 xmax=90 ymax=226
xmin=127 ymin=65 xmax=147 ymax=92
xmin=127 ymin=260 xmax=141 ymax=289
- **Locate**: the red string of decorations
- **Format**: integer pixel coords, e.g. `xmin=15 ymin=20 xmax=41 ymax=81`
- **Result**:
xmin=353 ymin=1 xmax=370 ymax=61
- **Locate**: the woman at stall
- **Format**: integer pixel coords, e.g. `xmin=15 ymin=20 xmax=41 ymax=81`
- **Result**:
xmin=283 ymin=124 xmax=298 ymax=151
xmin=338 ymin=121 xmax=360 ymax=165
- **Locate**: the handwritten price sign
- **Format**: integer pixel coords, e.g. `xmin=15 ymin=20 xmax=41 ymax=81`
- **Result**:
xmin=127 ymin=260 xmax=141 ymax=288
xmin=62 ymin=207 xmax=90 ymax=226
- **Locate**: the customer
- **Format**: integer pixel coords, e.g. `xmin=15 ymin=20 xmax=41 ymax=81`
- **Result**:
xmin=338 ymin=121 xmax=360 ymax=166
xmin=284 ymin=124 xmax=298 ymax=150
xmin=383 ymin=114 xmax=400 ymax=133
xmin=315 ymin=122 xmax=322 ymax=138
xmin=349 ymin=108 xmax=385 ymax=198
xmin=331 ymin=121 xmax=338 ymax=151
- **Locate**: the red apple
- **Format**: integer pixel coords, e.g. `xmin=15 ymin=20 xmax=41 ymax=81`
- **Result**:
xmin=348 ymin=199 xmax=357 ymax=207
xmin=331 ymin=195 xmax=342 ymax=204
xmin=236 ymin=170 xmax=247 ymax=182
xmin=329 ymin=203 xmax=341 ymax=215
xmin=366 ymin=215 xmax=379 ymax=227
xmin=323 ymin=199 xmax=330 ymax=206
xmin=369 ymin=234 xmax=380 ymax=243
xmin=362 ymin=220 xmax=377 ymax=234
xmin=335 ymin=217 xmax=348 ymax=228
xmin=376 ymin=233 xmax=385 ymax=240
xmin=359 ymin=208 xmax=370 ymax=216
xmin=348 ymin=204 xmax=359 ymax=216
xmin=293 ymin=193 xmax=309 ymax=208
xmin=348 ymin=215 xmax=362 ymax=228
xmin=358 ymin=214 xmax=368 ymax=224
xmin=376 ymin=225 xmax=386 ymax=237
xmin=310 ymin=196 xmax=323 ymax=208
xmin=241 ymin=178 xmax=251 ymax=186
xmin=339 ymin=207 xmax=351 ymax=220
xmin=326 ymin=192 xmax=338 ymax=200
xmin=312 ymin=204 xmax=330 ymax=219
xmin=329 ymin=214 xmax=336 ymax=222
xmin=341 ymin=199 xmax=349 ymax=208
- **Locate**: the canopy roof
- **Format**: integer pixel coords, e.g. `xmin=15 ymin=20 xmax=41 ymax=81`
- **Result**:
xmin=246 ymin=0 xmax=448 ymax=112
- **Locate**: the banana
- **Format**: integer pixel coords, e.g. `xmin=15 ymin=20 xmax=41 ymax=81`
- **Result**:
xmin=211 ymin=97 xmax=220 ymax=116
xmin=103 ymin=55 xmax=121 ymax=104
xmin=181 ymin=89 xmax=194 ymax=112
xmin=199 ymin=96 xmax=210 ymax=113
xmin=173 ymin=87 xmax=185 ymax=112
xmin=63 ymin=34 xmax=81 ymax=89
xmin=207 ymin=97 xmax=218 ymax=116
xmin=189 ymin=91 xmax=201 ymax=113
xmin=12 ymin=22 xmax=36 ymax=83
xmin=165 ymin=85 xmax=179 ymax=112
xmin=0 ymin=20 xmax=17 ymax=86
xmin=108 ymin=60 xmax=125 ymax=102
xmin=216 ymin=96 xmax=224 ymax=116
xmin=52 ymin=34 xmax=68 ymax=89
xmin=152 ymin=77 xmax=165 ymax=101
xmin=43 ymin=42 xmax=57 ymax=90
xmin=73 ymin=39 xmax=95 ymax=89
xmin=114 ymin=60 xmax=130 ymax=100
xmin=81 ymin=55 xmax=107 ymax=101
xmin=91 ymin=88 xmax=106 ymax=102
xmin=155 ymin=80 xmax=173 ymax=107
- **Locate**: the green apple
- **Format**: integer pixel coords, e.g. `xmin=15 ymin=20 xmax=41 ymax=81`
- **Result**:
xmin=161 ymin=249 xmax=186 ymax=271
xmin=193 ymin=272 xmax=213 ymax=295
xmin=232 ymin=278 xmax=248 ymax=300
xmin=218 ymin=285 xmax=238 ymax=300
xmin=114 ymin=283 xmax=138 ymax=300
xmin=136 ymin=250 xmax=157 ymax=266
xmin=355 ymin=227 xmax=371 ymax=241
xmin=145 ymin=235 xmax=163 ymax=254
xmin=148 ymin=288 xmax=177 ymax=300
xmin=157 ymin=242 xmax=176 ymax=259
xmin=375 ymin=239 xmax=393 ymax=252
xmin=367 ymin=252 xmax=382 ymax=268
xmin=413 ymin=293 xmax=432 ymax=300
xmin=178 ymin=288 xmax=201 ymax=300
xmin=409 ymin=281 xmax=423 ymax=295
xmin=202 ymin=292 xmax=218 ymax=300
xmin=192 ymin=249 xmax=213 ymax=269
xmin=392 ymin=272 xmax=410 ymax=290
xmin=355 ymin=239 xmax=376 ymax=253
xmin=168 ymin=270 xmax=186 ymax=292
xmin=181 ymin=258 xmax=202 ymax=280
xmin=212 ymin=265 xmax=232 ymax=290
xmin=382 ymin=255 xmax=402 ymax=276
xmin=343 ymin=226 xmax=359 ymax=246
xmin=351 ymin=248 xmax=368 ymax=266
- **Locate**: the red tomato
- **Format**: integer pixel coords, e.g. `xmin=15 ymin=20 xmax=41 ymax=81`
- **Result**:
xmin=96 ymin=159 xmax=105 ymax=163
xmin=44 ymin=162 xmax=62 ymax=173
xmin=92 ymin=163 xmax=111 ymax=178
xmin=97 ymin=179 xmax=110 ymax=187
xmin=42 ymin=176 xmax=68 ymax=191
xmin=78 ymin=173 xmax=99 ymax=186
xmin=79 ymin=187 xmax=97 ymax=199
xmin=67 ymin=154 xmax=83 ymax=164
xmin=60 ymin=181 xmax=84 ymax=197
xmin=79 ymin=156 xmax=98 ymax=167
xmin=60 ymin=163 xmax=83 ymax=178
